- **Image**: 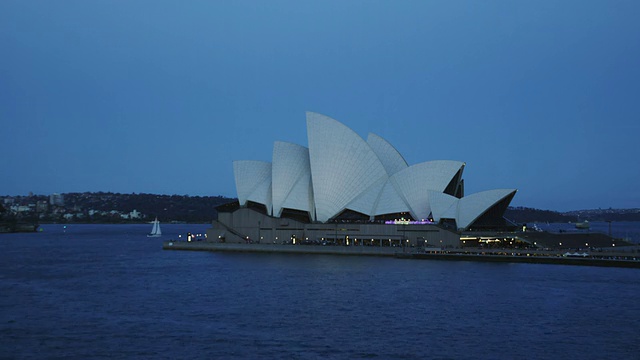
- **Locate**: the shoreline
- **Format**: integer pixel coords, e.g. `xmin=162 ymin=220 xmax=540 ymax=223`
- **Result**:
xmin=396 ymin=252 xmax=640 ymax=268
xmin=0 ymin=222 xmax=39 ymax=233
xmin=163 ymin=241 xmax=640 ymax=268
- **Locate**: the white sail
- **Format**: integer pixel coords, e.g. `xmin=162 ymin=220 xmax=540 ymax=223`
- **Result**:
xmin=148 ymin=218 xmax=162 ymax=237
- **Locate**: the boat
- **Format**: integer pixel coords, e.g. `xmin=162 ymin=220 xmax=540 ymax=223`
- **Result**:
xmin=147 ymin=217 xmax=162 ymax=237
xmin=575 ymin=221 xmax=590 ymax=229
xmin=563 ymin=252 xmax=590 ymax=258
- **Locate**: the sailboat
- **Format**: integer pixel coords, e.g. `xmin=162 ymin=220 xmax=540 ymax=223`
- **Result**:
xmin=147 ymin=217 xmax=162 ymax=237
xmin=575 ymin=220 xmax=590 ymax=229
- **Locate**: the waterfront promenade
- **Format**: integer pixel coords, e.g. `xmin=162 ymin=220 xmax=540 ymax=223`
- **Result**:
xmin=163 ymin=241 xmax=640 ymax=268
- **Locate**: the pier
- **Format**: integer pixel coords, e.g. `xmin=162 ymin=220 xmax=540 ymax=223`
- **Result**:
xmin=163 ymin=240 xmax=640 ymax=268
xmin=163 ymin=241 xmax=399 ymax=257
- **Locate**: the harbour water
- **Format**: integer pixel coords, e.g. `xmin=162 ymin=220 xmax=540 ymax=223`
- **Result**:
xmin=2 ymin=224 xmax=639 ymax=359
xmin=533 ymin=221 xmax=640 ymax=244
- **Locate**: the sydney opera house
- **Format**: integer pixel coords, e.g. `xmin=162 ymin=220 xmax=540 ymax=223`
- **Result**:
xmin=209 ymin=112 xmax=517 ymax=248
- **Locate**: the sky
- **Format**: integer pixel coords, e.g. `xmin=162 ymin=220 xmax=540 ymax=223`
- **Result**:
xmin=1 ymin=1 xmax=639 ymax=211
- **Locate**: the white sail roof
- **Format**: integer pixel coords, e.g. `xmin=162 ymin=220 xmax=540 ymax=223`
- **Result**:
xmin=367 ymin=133 xmax=408 ymax=176
xmin=457 ymin=189 xmax=516 ymax=230
xmin=233 ymin=160 xmax=273 ymax=215
xmin=343 ymin=176 xmax=388 ymax=218
xmin=429 ymin=189 xmax=517 ymax=230
xmin=231 ymin=112 xmax=516 ymax=228
xmin=306 ymin=112 xmax=387 ymax=222
xmin=390 ymin=160 xmax=465 ymax=220
xmin=428 ymin=191 xmax=459 ymax=223
xmin=373 ymin=179 xmax=411 ymax=216
xmin=339 ymin=133 xmax=411 ymax=218
xmin=271 ymin=141 xmax=314 ymax=218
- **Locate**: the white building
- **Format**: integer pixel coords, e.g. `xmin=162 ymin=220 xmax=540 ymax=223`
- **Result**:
xmin=211 ymin=112 xmax=517 ymax=246
xmin=49 ymin=193 xmax=64 ymax=206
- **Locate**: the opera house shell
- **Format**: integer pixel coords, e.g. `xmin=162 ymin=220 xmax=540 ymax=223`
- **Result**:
xmin=233 ymin=112 xmax=515 ymax=227
xmin=213 ymin=112 xmax=516 ymax=247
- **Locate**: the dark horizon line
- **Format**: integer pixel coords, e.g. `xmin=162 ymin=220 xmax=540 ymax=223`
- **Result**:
xmin=2 ymin=191 xmax=638 ymax=214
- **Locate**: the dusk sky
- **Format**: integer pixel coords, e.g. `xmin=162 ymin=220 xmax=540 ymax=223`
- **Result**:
xmin=1 ymin=1 xmax=639 ymax=211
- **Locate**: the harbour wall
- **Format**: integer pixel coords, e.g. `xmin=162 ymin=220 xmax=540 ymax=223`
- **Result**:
xmin=397 ymin=252 xmax=640 ymax=268
xmin=163 ymin=241 xmax=399 ymax=257
xmin=163 ymin=241 xmax=640 ymax=268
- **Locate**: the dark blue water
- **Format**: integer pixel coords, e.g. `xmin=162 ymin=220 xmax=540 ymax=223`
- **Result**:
xmin=2 ymin=224 xmax=639 ymax=359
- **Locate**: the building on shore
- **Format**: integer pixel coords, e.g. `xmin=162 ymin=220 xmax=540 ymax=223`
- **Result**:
xmin=212 ymin=206 xmax=462 ymax=248
xmin=49 ymin=193 xmax=64 ymax=206
xmin=208 ymin=112 xmax=517 ymax=247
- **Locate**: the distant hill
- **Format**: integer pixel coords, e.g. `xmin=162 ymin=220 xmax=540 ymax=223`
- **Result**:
xmin=0 ymin=192 xmax=236 ymax=224
xmin=505 ymin=207 xmax=640 ymax=224
xmin=61 ymin=192 xmax=236 ymax=223
xmin=504 ymin=207 xmax=577 ymax=224
xmin=2 ymin=192 xmax=638 ymax=224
